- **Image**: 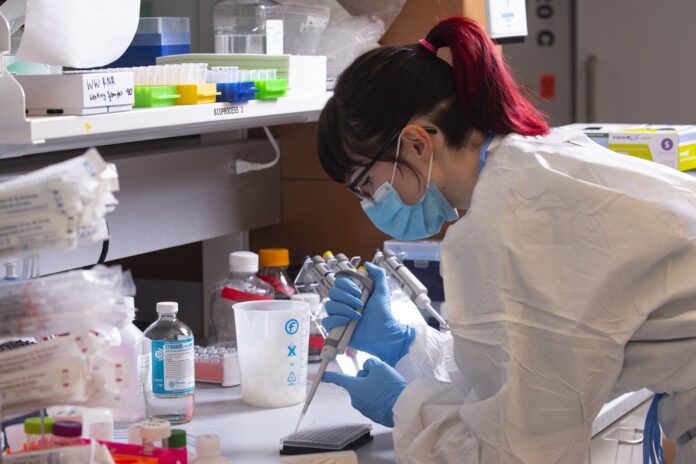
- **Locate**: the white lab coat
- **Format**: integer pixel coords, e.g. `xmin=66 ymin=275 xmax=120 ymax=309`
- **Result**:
xmin=392 ymin=128 xmax=696 ymax=463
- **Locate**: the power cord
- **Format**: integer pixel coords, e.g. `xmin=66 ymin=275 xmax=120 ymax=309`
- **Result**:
xmin=234 ymin=126 xmax=281 ymax=175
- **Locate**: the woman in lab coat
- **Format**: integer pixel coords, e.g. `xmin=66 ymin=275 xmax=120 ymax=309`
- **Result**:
xmin=316 ymin=16 xmax=696 ymax=464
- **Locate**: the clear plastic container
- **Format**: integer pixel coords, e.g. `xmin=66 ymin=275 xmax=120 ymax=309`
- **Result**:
xmin=233 ymin=300 xmax=310 ymax=407
xmin=133 ymin=17 xmax=191 ymax=47
xmin=24 ymin=417 xmax=54 ymax=451
xmin=383 ymin=239 xmax=441 ymax=262
xmin=213 ymin=0 xmax=282 ymax=54
xmin=280 ymin=4 xmax=330 ymax=55
xmin=208 ymin=251 xmax=274 ymax=348
xmin=258 ymin=248 xmax=295 ymax=299
xmin=137 ymin=17 xmax=191 ymax=35
xmin=144 ymin=302 xmax=195 ymax=424
xmin=110 ymin=297 xmax=147 ymax=428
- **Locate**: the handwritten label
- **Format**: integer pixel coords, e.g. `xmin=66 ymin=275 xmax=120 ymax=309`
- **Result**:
xmin=213 ymin=106 xmax=244 ymax=117
xmin=84 ymin=74 xmax=133 ymax=104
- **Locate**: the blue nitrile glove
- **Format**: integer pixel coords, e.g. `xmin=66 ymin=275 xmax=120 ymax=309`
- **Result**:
xmin=323 ymin=262 xmax=416 ymax=367
xmin=322 ymin=358 xmax=407 ymax=427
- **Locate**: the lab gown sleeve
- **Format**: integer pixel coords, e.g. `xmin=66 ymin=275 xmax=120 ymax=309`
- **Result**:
xmin=391 ymin=128 xmax=696 ymax=463
xmin=394 ymin=322 xmax=463 ymax=386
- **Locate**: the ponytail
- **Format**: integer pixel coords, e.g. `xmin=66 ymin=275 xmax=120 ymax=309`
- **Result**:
xmin=425 ymin=17 xmax=548 ymax=136
xmin=318 ymin=16 xmax=548 ymax=183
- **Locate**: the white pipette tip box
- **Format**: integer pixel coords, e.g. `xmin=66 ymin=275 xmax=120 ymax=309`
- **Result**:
xmin=16 ymin=71 xmax=135 ymax=116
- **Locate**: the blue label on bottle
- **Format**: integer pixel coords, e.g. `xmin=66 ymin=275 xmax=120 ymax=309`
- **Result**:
xmin=151 ymin=337 xmax=194 ymax=395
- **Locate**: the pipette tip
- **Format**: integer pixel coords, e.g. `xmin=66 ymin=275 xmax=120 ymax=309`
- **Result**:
xmin=294 ymin=412 xmax=306 ymax=433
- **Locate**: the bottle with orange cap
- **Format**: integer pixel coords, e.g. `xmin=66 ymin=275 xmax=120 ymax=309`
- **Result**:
xmin=257 ymin=248 xmax=296 ymax=300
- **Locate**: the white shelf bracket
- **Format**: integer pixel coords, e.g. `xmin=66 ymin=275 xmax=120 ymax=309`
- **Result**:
xmin=0 ymin=12 xmax=32 ymax=144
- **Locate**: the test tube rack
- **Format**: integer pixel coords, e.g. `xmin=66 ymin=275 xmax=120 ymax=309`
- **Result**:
xmin=194 ymin=346 xmax=241 ymax=387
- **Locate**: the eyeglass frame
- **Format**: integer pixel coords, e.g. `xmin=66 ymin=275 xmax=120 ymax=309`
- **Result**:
xmin=347 ymin=125 xmax=438 ymax=202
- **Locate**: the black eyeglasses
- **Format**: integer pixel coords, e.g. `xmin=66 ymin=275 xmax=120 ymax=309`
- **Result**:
xmin=347 ymin=126 xmax=438 ymax=202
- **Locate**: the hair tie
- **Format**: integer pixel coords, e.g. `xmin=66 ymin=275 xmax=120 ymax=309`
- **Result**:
xmin=418 ymin=38 xmax=437 ymax=54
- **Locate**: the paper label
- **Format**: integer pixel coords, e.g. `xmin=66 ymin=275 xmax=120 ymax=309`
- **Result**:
xmin=151 ymin=337 xmax=194 ymax=395
xmin=0 ymin=358 xmax=86 ymax=407
xmin=0 ymin=332 xmax=99 ymax=375
xmin=266 ymin=19 xmax=284 ymax=55
xmin=82 ymin=73 xmax=135 ymax=107
xmin=137 ymin=353 xmax=148 ymax=399
xmin=609 ymin=133 xmax=679 ymax=169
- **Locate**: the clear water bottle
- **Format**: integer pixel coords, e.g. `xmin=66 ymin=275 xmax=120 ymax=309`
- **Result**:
xmin=258 ymin=248 xmax=295 ymax=299
xmin=144 ymin=302 xmax=195 ymax=424
xmin=208 ymin=251 xmax=273 ymax=348
xmin=110 ymin=296 xmax=147 ymax=428
xmin=213 ymin=0 xmax=282 ymax=54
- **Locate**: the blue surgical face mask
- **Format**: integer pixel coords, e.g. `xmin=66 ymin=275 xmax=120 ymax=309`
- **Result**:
xmin=361 ymin=131 xmax=495 ymax=241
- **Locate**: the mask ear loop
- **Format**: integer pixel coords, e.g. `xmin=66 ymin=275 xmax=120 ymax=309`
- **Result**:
xmin=390 ymin=135 xmax=402 ymax=184
xmin=425 ymin=150 xmax=434 ymax=187
xmin=391 ymin=132 xmax=435 ymax=193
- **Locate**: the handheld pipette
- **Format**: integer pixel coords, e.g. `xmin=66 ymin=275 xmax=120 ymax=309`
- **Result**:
xmin=373 ymin=249 xmax=449 ymax=330
xmin=295 ymin=267 xmax=374 ymax=432
xmin=323 ymin=251 xmax=362 ymax=273
xmin=295 ymin=255 xmax=336 ymax=299
xmin=311 ymin=255 xmax=336 ymax=294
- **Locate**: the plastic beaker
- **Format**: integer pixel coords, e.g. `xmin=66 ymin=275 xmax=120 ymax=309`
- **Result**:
xmin=234 ymin=300 xmax=310 ymax=407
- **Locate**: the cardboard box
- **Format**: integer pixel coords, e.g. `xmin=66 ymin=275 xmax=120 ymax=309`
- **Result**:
xmin=563 ymin=123 xmax=696 ymax=171
xmin=562 ymin=123 xmax=642 ymax=148
xmin=17 ymin=72 xmax=135 ymax=115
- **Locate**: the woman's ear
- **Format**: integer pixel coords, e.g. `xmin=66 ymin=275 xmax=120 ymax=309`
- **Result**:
xmin=401 ymin=124 xmax=434 ymax=166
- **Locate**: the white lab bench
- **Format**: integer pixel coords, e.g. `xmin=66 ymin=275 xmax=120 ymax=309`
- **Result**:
xmin=181 ymin=379 xmax=394 ymax=463
xmin=177 ymin=361 xmax=653 ymax=463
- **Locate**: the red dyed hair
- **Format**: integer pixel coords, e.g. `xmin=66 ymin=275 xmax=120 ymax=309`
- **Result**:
xmin=426 ymin=17 xmax=549 ymax=136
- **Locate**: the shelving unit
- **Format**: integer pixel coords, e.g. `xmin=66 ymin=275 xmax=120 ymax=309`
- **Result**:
xmin=0 ymin=14 xmax=330 ymax=158
xmin=0 ymin=94 xmax=331 ymax=157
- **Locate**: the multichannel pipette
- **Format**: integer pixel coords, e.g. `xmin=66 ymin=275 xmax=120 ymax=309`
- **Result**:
xmin=373 ymin=249 xmax=449 ymax=330
xmin=295 ymin=267 xmax=374 ymax=432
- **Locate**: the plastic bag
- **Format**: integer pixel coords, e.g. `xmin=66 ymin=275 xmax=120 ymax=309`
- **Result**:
xmin=276 ymin=0 xmax=407 ymax=80
xmin=0 ymin=265 xmax=135 ymax=339
xmin=0 ymin=148 xmax=119 ymax=259
xmin=0 ymin=331 xmax=131 ymax=417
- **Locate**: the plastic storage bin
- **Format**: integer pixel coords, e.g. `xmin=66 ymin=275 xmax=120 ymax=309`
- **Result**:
xmin=213 ymin=0 xmax=282 ymax=54
xmin=110 ymin=17 xmax=191 ymax=67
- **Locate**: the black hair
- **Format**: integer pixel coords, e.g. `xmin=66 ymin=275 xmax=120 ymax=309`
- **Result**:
xmin=317 ymin=17 xmax=549 ymax=183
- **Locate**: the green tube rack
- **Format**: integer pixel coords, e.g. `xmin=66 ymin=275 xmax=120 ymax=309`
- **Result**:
xmin=134 ymin=85 xmax=180 ymax=108
xmin=253 ymin=79 xmax=288 ymax=100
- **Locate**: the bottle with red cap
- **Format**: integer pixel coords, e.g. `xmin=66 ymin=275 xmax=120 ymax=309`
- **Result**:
xmin=208 ymin=251 xmax=273 ymax=349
